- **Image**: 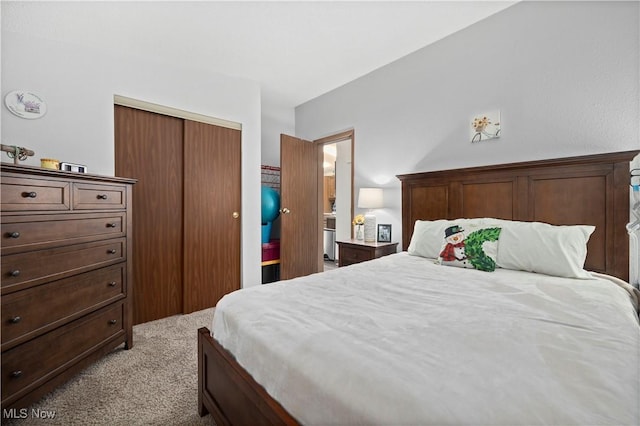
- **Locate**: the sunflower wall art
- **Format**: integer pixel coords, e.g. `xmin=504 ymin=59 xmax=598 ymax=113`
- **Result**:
xmin=471 ymin=111 xmax=501 ymax=143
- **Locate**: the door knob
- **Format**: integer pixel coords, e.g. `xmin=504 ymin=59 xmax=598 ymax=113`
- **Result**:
xmin=280 ymin=208 xmax=290 ymax=214
xmin=232 ymin=212 xmax=240 ymax=219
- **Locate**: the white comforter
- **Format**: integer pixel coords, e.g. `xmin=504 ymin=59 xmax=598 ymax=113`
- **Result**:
xmin=212 ymin=253 xmax=640 ymax=425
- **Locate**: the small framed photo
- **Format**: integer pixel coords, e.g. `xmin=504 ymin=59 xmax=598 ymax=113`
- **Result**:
xmin=377 ymin=224 xmax=392 ymax=243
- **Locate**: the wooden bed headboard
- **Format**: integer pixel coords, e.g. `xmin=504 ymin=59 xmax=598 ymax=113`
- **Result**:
xmin=397 ymin=151 xmax=639 ymax=281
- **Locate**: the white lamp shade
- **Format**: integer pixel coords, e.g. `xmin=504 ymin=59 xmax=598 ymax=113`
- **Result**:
xmin=358 ymin=188 xmax=383 ymax=209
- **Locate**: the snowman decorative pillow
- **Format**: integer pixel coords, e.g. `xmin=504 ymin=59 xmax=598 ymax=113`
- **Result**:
xmin=437 ymin=223 xmax=502 ymax=272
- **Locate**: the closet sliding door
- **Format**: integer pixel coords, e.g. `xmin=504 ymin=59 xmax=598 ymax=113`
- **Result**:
xmin=115 ymin=106 xmax=184 ymax=324
xmin=115 ymin=104 xmax=241 ymax=324
xmin=183 ymin=121 xmax=241 ymax=313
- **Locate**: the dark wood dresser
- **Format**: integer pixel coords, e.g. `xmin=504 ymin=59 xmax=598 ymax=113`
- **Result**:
xmin=0 ymin=163 xmax=135 ymax=410
xmin=336 ymin=240 xmax=399 ymax=267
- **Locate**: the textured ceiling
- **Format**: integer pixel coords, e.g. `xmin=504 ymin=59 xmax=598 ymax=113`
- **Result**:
xmin=2 ymin=1 xmax=517 ymax=107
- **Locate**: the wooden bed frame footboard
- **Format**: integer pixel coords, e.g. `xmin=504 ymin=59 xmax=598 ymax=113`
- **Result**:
xmin=197 ymin=151 xmax=639 ymax=424
xmin=197 ymin=327 xmax=299 ymax=425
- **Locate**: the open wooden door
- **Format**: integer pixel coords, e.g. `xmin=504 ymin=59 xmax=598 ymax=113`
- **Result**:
xmin=280 ymin=134 xmax=319 ymax=280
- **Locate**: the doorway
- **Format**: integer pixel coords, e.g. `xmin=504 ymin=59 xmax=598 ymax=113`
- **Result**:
xmin=315 ymin=130 xmax=354 ymax=271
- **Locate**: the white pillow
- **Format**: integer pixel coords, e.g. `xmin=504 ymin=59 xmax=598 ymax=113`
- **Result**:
xmin=493 ymin=220 xmax=595 ymax=279
xmin=407 ymin=219 xmax=449 ymax=259
xmin=408 ymin=218 xmax=595 ymax=279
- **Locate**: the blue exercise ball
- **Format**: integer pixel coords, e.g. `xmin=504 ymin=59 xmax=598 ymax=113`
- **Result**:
xmin=261 ymin=186 xmax=280 ymax=224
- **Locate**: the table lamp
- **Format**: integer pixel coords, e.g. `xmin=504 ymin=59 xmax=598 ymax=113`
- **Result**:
xmin=358 ymin=188 xmax=383 ymax=242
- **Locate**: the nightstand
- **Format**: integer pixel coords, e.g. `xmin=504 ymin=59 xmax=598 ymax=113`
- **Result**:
xmin=336 ymin=240 xmax=399 ymax=267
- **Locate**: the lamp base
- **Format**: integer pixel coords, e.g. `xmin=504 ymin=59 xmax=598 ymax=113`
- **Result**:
xmin=364 ymin=213 xmax=376 ymax=242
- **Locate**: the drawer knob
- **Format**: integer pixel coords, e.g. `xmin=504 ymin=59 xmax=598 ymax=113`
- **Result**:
xmin=9 ymin=270 xmax=20 ymax=277
xmin=11 ymin=370 xmax=23 ymax=378
xmin=8 ymin=232 xmax=20 ymax=239
xmin=22 ymin=191 xmax=37 ymax=198
xmin=107 ymin=249 xmax=117 ymax=254
xmin=108 ymin=281 xmax=117 ymax=287
xmin=106 ymin=223 xmax=117 ymax=228
xmin=97 ymin=194 xmax=108 ymax=200
xmin=9 ymin=316 xmax=22 ymax=324
xmin=109 ymin=319 xmax=117 ymax=325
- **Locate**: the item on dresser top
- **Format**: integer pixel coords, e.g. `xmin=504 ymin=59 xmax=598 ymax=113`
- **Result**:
xmin=59 ymin=162 xmax=88 ymax=173
xmin=1 ymin=144 xmax=34 ymax=164
xmin=40 ymin=158 xmax=60 ymax=170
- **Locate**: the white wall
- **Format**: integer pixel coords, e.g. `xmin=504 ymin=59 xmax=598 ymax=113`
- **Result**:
xmin=1 ymin=31 xmax=263 ymax=289
xmin=295 ymin=1 xmax=640 ymax=249
xmin=261 ymin=99 xmax=295 ymax=167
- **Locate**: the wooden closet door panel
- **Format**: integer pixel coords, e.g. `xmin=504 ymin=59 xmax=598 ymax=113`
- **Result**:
xmin=183 ymin=121 xmax=241 ymax=313
xmin=114 ymin=105 xmax=184 ymax=324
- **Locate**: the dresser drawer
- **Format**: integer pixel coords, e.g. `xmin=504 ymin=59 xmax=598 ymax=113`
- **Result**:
xmin=337 ymin=241 xmax=398 ymax=267
xmin=1 ymin=238 xmax=126 ymax=292
xmin=1 ymin=302 xmax=124 ymax=404
xmin=340 ymin=246 xmax=372 ymax=265
xmin=73 ymin=183 xmax=127 ymax=210
xmin=1 ymin=177 xmax=70 ymax=212
xmin=1 ymin=264 xmax=126 ymax=350
xmin=1 ymin=213 xmax=126 ymax=254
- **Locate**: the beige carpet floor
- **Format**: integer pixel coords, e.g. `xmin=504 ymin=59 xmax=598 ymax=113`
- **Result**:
xmin=4 ymin=307 xmax=217 ymax=426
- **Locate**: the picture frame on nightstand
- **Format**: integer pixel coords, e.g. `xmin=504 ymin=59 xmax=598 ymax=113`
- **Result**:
xmin=377 ymin=224 xmax=391 ymax=243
